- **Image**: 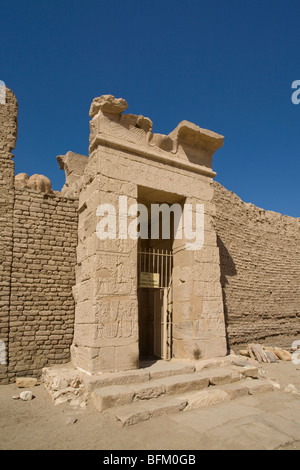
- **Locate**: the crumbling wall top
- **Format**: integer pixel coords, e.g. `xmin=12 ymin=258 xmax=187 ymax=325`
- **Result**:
xmin=0 ymin=86 xmax=18 ymax=159
xmin=89 ymin=94 xmax=223 ymax=177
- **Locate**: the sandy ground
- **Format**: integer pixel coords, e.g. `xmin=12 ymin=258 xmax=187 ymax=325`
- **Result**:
xmin=0 ymin=361 xmax=299 ymax=451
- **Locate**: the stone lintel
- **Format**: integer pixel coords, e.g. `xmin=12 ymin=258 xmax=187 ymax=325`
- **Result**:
xmin=89 ymin=133 xmax=217 ymax=179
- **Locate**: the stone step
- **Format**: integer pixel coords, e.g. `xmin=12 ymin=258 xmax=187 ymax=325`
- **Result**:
xmin=115 ymin=396 xmax=189 ymax=427
xmin=90 ymin=367 xmax=246 ymax=413
xmin=83 ymin=361 xmax=196 ymax=392
xmin=113 ymin=379 xmax=276 ymax=426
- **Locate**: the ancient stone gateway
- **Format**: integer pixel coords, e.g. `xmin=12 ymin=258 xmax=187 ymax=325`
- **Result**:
xmin=1 ymin=87 xmax=299 ymax=385
xmin=69 ymin=95 xmax=227 ymax=374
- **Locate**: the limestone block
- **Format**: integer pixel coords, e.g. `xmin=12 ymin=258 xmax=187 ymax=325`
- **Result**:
xmin=73 ymin=323 xmax=98 ymax=347
xmin=203 ymin=368 xmax=240 ymax=385
xmin=71 ymin=344 xmax=115 ymax=374
xmin=115 ymin=404 xmax=151 ymax=426
xmin=274 ymin=348 xmax=292 ymax=361
xmin=132 ymin=382 xmax=165 ymax=401
xmin=173 ymin=338 xmax=206 ymax=360
xmin=16 ymin=377 xmax=37 ymax=388
xmin=114 ymin=342 xmax=139 ymax=372
xmin=219 ymin=381 xmax=250 ymax=399
xmin=184 ymin=388 xmax=230 ymax=411
xmin=162 ymin=374 xmax=209 ymax=395
xmin=204 ymin=337 xmax=227 ymax=359
xmin=91 ymin=385 xmax=134 ymax=412
xmin=245 ymin=380 xmax=275 ymax=395
xmin=143 ymin=397 xmax=188 ymax=419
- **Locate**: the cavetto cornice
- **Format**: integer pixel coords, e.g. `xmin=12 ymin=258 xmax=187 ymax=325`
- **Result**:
xmin=89 ymin=95 xmax=223 ymax=179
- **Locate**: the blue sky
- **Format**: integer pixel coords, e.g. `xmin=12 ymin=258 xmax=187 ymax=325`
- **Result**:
xmin=1 ymin=0 xmax=299 ymax=216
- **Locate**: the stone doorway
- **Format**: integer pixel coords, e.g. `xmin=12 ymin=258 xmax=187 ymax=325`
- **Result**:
xmin=137 ymin=247 xmax=173 ymax=360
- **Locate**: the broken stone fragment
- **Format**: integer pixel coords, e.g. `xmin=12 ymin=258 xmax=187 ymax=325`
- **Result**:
xmin=16 ymin=377 xmax=38 ymax=388
xmin=20 ymin=391 xmax=33 ymax=401
xmin=274 ymin=348 xmax=292 ymax=361
xmin=89 ymin=94 xmax=128 ymax=118
xmin=285 ymin=384 xmax=298 ymax=394
xmin=264 ymin=350 xmax=278 ymax=363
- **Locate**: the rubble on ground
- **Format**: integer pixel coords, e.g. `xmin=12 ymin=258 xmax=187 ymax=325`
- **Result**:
xmin=239 ymin=343 xmax=293 ymax=363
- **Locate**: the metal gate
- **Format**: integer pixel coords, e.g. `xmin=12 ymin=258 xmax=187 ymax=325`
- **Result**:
xmin=138 ymin=248 xmax=173 ymax=360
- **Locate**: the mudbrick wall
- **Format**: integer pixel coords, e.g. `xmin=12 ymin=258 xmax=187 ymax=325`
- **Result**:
xmin=0 ymin=88 xmax=79 ymax=384
xmin=7 ymin=190 xmax=78 ymax=382
xmin=213 ymin=181 xmax=300 ymax=350
xmin=0 ymin=88 xmax=18 ymax=383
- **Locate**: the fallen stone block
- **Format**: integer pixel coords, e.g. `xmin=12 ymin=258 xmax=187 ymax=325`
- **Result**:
xmin=16 ymin=377 xmax=38 ymax=388
xmin=236 ymin=366 xmax=259 ymax=379
xmin=274 ymin=348 xmax=292 ymax=361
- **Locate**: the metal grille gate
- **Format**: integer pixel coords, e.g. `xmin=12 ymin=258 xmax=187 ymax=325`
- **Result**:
xmin=138 ymin=248 xmax=173 ymax=360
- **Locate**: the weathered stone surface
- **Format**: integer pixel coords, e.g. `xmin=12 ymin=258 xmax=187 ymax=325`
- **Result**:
xmin=274 ymin=348 xmax=292 ymax=361
xmin=144 ymin=396 xmax=188 ymax=418
xmin=213 ymin=182 xmax=300 ymax=351
xmin=20 ymin=390 xmax=33 ymax=401
xmin=0 ymin=87 xmax=18 ymax=157
xmin=184 ymin=388 xmax=230 ymax=411
xmin=89 ymin=95 xmax=128 ymax=118
xmin=132 ymin=382 xmax=165 ymax=400
xmin=14 ymin=172 xmax=29 ymax=189
xmin=162 ymin=374 xmax=209 ymax=395
xmin=245 ymin=380 xmax=275 ymax=395
xmin=148 ymin=361 xmax=195 ymax=379
xmin=82 ymin=369 xmax=150 ymax=391
xmin=284 ymin=384 xmax=298 ymax=395
xmin=198 ymin=367 xmax=241 ymax=386
xmin=264 ymin=350 xmax=278 ymax=363
xmin=235 ymin=366 xmax=259 ymax=379
xmin=91 ymin=385 xmax=134 ymax=412
xmin=16 ymin=377 xmax=38 ymax=388
xmin=115 ymin=404 xmax=150 ymax=426
xmin=218 ymin=381 xmax=250 ymax=399
xmin=57 ymin=151 xmax=88 ymax=198
xmin=26 ymin=174 xmax=52 ymax=194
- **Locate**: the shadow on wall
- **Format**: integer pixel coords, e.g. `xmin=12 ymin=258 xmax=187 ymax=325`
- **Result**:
xmin=217 ymin=235 xmax=237 ymax=351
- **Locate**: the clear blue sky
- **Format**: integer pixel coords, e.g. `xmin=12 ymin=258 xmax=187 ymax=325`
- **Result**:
xmin=1 ymin=0 xmax=299 ymax=216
